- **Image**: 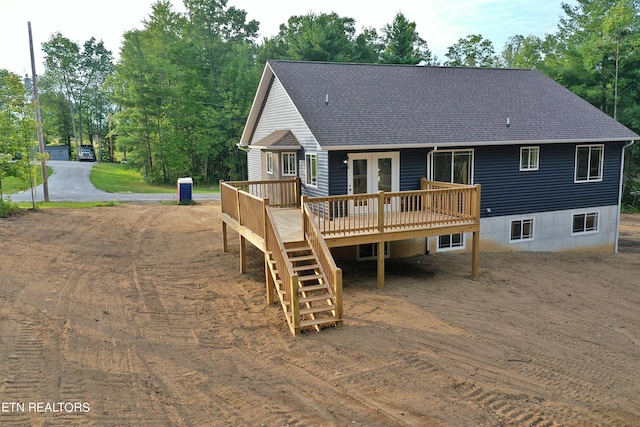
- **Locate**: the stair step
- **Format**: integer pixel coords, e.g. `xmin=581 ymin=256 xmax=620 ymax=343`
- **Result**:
xmin=289 ymin=254 xmax=316 ymax=262
xmin=300 ymin=305 xmax=336 ymax=315
xmin=293 ymin=263 xmax=320 ymax=272
xmin=300 ymin=294 xmax=333 ymax=303
xmin=300 ymin=317 xmax=339 ymax=328
xmin=285 ymin=242 xmax=310 ymax=251
xmin=298 ymin=274 xmax=324 ymax=282
xmin=299 ymin=283 xmax=330 ymax=292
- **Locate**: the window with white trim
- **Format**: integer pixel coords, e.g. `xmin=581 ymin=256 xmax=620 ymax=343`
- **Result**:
xmin=266 ymin=152 xmax=273 ymax=174
xmin=510 ymin=218 xmax=534 ymax=242
xmin=305 ymin=153 xmax=317 ymax=186
xmin=438 ymin=233 xmax=465 ymax=251
xmin=575 ymin=145 xmax=604 ymax=182
xmin=572 ymin=212 xmax=599 ymax=234
xmin=520 ymin=147 xmax=539 ymax=171
xmin=282 ymin=152 xmax=296 ymax=176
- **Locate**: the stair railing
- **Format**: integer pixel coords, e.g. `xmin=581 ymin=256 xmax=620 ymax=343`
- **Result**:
xmin=301 ymin=197 xmax=343 ymax=323
xmin=265 ymin=206 xmax=301 ymax=335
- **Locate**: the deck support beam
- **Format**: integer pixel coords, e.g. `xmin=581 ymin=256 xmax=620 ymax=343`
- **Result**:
xmin=222 ymin=222 xmax=228 ymax=252
xmin=472 ymin=231 xmax=479 ymax=279
xmin=240 ymin=235 xmax=246 ymax=273
xmin=377 ymin=241 xmax=385 ymax=289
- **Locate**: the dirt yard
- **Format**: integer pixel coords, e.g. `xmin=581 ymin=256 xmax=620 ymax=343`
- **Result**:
xmin=0 ymin=203 xmax=638 ymax=427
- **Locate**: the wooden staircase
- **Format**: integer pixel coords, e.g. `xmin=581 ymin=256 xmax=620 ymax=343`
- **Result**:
xmin=267 ymin=241 xmax=341 ymax=333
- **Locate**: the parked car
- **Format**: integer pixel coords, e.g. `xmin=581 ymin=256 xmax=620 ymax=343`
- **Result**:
xmin=78 ymin=146 xmax=96 ymax=162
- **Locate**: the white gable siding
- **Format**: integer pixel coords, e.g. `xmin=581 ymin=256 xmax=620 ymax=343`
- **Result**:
xmin=247 ymin=149 xmax=261 ymax=181
xmin=248 ymin=77 xmax=327 ymax=194
xmin=250 ymin=78 xmax=316 ymax=146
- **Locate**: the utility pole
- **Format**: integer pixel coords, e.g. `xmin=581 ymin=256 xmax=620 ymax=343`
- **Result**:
xmin=28 ymin=21 xmax=49 ymax=202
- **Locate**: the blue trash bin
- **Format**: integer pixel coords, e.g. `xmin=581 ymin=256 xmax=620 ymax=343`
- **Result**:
xmin=177 ymin=177 xmax=193 ymax=204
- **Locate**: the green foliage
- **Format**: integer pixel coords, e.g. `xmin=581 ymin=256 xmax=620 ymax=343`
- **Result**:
xmin=261 ymin=12 xmax=361 ymax=62
xmin=0 ymin=69 xmax=38 ymax=198
xmin=501 ymin=35 xmax=545 ymax=68
xmin=380 ymin=13 xmax=433 ymax=65
xmin=110 ymin=0 xmax=258 ymax=185
xmin=41 ymin=32 xmax=114 ymax=156
xmin=0 ymin=198 xmax=19 ymax=218
xmin=444 ymin=34 xmax=500 ymax=67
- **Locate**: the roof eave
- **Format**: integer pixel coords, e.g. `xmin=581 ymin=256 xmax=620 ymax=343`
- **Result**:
xmin=238 ymin=63 xmax=275 ymax=146
xmin=321 ymin=137 xmax=637 ymax=151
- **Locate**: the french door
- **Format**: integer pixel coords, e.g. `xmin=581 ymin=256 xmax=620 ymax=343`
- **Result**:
xmin=348 ymin=152 xmax=399 ymax=214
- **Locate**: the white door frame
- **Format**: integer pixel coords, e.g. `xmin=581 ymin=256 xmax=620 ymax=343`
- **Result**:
xmin=347 ymin=152 xmax=400 ymax=195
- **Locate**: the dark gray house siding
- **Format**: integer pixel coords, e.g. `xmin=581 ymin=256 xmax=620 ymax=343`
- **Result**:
xmin=475 ymin=142 xmax=623 ymax=218
xmin=400 ymin=148 xmax=429 ymax=191
xmin=328 ymin=151 xmax=347 ymax=196
xmin=326 ymin=148 xmax=429 ymax=196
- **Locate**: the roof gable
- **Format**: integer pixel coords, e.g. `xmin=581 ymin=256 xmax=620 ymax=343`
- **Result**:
xmin=246 ymin=60 xmax=637 ymax=149
xmin=252 ymin=130 xmax=301 ymax=150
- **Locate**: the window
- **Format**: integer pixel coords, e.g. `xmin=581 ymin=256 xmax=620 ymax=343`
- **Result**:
xmin=305 ymin=153 xmax=317 ymax=186
xmin=282 ymin=152 xmax=296 ymax=176
xmin=431 ymin=150 xmax=473 ymax=185
xmin=431 ymin=150 xmax=473 ymax=252
xmin=575 ymin=145 xmax=604 ymax=182
xmin=572 ymin=212 xmax=599 ymax=234
xmin=510 ymin=218 xmax=534 ymax=242
xmin=438 ymin=233 xmax=465 ymax=251
xmin=266 ymin=152 xmax=273 ymax=174
xmin=520 ymin=147 xmax=539 ymax=171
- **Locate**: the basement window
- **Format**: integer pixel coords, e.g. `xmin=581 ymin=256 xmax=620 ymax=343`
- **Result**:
xmin=572 ymin=212 xmax=599 ymax=234
xmin=510 ymin=218 xmax=534 ymax=242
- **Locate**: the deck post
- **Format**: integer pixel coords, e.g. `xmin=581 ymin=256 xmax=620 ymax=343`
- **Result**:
xmin=265 ymin=255 xmax=274 ymax=304
xmin=334 ymin=268 xmax=343 ymax=326
xmin=291 ymin=275 xmax=301 ymax=335
xmin=471 ymin=184 xmax=481 ymax=279
xmin=295 ymin=177 xmax=301 ymax=207
xmin=300 ymin=195 xmax=307 ymax=241
xmin=239 ymin=235 xmax=246 ymax=273
xmin=222 ymin=222 xmax=228 ymax=252
xmin=472 ymin=231 xmax=479 ymax=279
xmin=377 ymin=191 xmax=385 ymax=289
xmin=377 ymin=241 xmax=385 ymax=289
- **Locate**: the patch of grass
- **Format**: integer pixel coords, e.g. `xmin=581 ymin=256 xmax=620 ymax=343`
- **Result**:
xmin=90 ymin=163 xmax=219 ymax=194
xmin=2 ymin=166 xmax=53 ymax=194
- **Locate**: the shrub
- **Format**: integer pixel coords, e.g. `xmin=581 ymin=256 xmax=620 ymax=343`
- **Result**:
xmin=0 ymin=198 xmax=19 ymax=218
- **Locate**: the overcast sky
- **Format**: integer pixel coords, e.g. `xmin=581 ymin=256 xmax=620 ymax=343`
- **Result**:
xmin=1 ymin=0 xmax=576 ymax=76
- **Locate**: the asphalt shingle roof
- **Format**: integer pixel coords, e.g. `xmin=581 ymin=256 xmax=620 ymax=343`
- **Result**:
xmin=252 ymin=130 xmax=301 ymax=150
xmin=266 ymin=60 xmax=638 ymax=148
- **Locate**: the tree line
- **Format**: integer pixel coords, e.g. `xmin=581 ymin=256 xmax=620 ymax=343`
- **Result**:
xmin=1 ymin=0 xmax=639 ymax=207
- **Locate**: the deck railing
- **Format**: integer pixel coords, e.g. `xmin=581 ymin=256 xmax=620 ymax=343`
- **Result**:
xmin=221 ymin=178 xmax=301 ymax=239
xmin=265 ymin=207 xmax=300 ymax=334
xmin=305 ymin=181 xmax=480 ymax=237
xmin=302 ymin=202 xmax=343 ymax=321
xmin=221 ymin=178 xmax=300 ymax=209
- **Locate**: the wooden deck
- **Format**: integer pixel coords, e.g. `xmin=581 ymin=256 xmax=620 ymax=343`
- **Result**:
xmin=271 ymin=207 xmax=477 ymax=247
xmin=219 ymin=177 xmax=481 ymax=334
xmin=271 ymin=208 xmax=304 ymax=243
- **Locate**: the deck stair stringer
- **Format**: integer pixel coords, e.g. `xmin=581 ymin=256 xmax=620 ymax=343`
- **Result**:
xmin=266 ymin=240 xmax=340 ymax=333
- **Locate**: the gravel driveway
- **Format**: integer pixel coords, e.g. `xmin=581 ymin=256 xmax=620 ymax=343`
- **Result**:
xmin=4 ymin=160 xmax=219 ymax=202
